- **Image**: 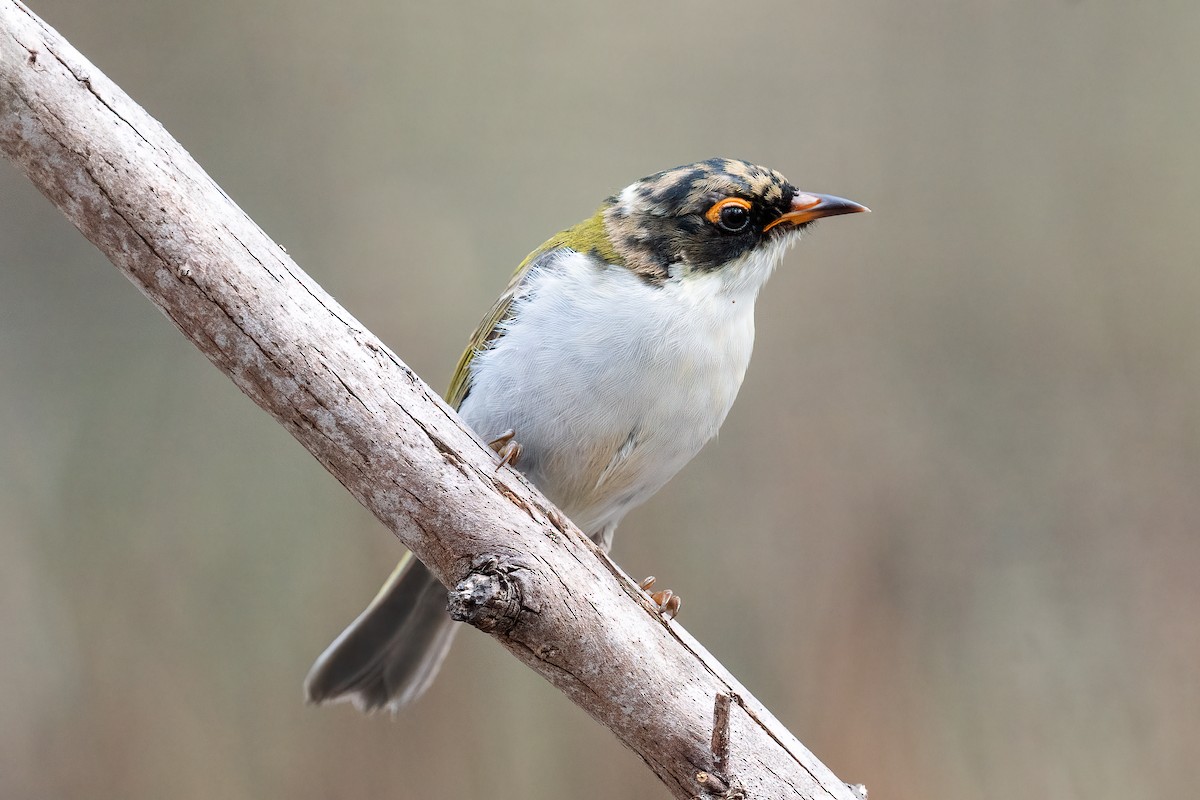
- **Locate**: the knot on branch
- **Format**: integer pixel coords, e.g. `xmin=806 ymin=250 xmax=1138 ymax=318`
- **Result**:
xmin=448 ymin=555 xmax=526 ymax=634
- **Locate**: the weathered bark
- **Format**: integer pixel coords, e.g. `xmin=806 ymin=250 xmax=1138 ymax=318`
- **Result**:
xmin=0 ymin=3 xmax=862 ymax=798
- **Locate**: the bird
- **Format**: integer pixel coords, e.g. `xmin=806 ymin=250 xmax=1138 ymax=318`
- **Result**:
xmin=304 ymin=158 xmax=868 ymax=712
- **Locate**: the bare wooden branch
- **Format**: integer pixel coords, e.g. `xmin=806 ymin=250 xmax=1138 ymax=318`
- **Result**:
xmin=0 ymin=3 xmax=862 ymax=798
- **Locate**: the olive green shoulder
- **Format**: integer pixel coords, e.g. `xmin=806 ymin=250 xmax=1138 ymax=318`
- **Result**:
xmin=444 ymin=207 xmax=619 ymax=408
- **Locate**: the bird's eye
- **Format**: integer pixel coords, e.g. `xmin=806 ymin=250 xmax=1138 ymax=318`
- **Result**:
xmin=705 ymin=197 xmax=753 ymax=233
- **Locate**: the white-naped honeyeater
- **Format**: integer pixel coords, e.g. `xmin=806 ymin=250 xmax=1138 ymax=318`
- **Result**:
xmin=305 ymin=158 xmax=868 ymax=712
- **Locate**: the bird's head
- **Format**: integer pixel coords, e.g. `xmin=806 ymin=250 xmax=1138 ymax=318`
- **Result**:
xmin=521 ymin=158 xmax=867 ymax=297
xmin=593 ymin=158 xmax=868 ymax=287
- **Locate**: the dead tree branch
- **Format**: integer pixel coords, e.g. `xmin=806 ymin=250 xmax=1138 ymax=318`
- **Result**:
xmin=0 ymin=3 xmax=861 ymax=798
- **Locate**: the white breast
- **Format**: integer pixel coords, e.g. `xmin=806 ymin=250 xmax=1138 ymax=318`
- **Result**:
xmin=458 ymin=248 xmax=771 ymax=540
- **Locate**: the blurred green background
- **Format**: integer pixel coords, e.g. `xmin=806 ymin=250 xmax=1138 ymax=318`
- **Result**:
xmin=3 ymin=1 xmax=1199 ymax=798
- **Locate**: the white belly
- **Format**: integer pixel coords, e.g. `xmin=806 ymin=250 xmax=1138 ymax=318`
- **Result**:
xmin=457 ymin=250 xmax=758 ymax=539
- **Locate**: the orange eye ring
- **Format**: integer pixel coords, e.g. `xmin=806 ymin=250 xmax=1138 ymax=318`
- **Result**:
xmin=704 ymin=196 xmax=753 ymax=226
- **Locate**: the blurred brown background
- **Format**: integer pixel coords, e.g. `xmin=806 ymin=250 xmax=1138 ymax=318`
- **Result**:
xmin=2 ymin=1 xmax=1198 ymax=798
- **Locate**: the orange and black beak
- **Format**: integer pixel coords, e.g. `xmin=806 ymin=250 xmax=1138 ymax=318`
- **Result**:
xmin=763 ymin=192 xmax=870 ymax=233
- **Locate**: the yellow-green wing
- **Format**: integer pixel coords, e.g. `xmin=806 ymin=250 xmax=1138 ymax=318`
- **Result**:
xmin=444 ymin=207 xmax=619 ymax=409
xmin=443 ymin=264 xmax=528 ymax=409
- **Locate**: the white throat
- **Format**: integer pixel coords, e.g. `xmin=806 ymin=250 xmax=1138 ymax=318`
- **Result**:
xmin=668 ymin=232 xmax=798 ymax=301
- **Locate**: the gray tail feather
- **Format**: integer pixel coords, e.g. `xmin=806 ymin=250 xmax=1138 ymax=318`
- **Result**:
xmin=305 ymin=552 xmax=459 ymax=712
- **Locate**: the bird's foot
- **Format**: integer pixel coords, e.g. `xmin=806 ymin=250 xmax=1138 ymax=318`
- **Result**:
xmin=639 ymin=575 xmax=681 ymax=620
xmin=488 ymin=429 xmax=522 ymax=471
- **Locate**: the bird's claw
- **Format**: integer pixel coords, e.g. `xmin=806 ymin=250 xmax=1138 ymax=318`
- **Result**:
xmin=639 ymin=575 xmax=682 ymax=620
xmin=488 ymin=429 xmax=522 ymax=471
